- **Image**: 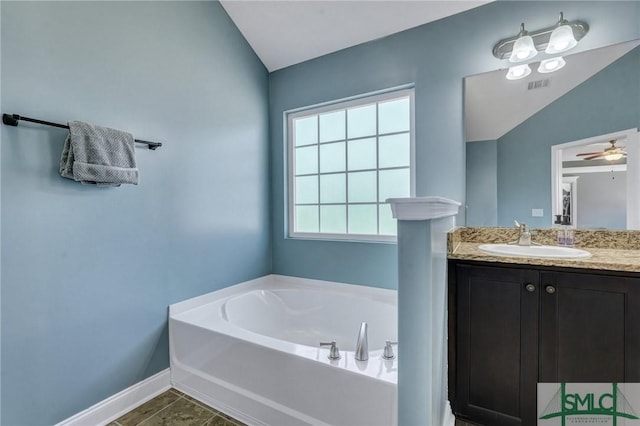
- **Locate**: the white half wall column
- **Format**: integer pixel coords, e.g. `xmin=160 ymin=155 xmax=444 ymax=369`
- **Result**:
xmin=387 ymin=197 xmax=461 ymax=426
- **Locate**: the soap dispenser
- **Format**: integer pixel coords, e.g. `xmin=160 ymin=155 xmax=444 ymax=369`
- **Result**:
xmin=554 ymin=215 xmax=564 ymax=245
xmin=561 ymin=215 xmax=574 ymax=246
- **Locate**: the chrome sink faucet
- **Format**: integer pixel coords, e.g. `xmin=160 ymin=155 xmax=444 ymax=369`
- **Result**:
xmin=355 ymin=322 xmax=369 ymax=361
xmin=510 ymin=221 xmax=532 ymax=246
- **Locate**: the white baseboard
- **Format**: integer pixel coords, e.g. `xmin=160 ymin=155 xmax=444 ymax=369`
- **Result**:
xmin=55 ymin=368 xmax=171 ymax=426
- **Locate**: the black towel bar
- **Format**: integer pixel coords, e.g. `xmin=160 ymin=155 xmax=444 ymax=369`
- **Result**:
xmin=2 ymin=113 xmax=162 ymax=150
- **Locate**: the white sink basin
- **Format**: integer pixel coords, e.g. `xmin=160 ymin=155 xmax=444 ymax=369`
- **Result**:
xmin=478 ymin=243 xmax=591 ymax=259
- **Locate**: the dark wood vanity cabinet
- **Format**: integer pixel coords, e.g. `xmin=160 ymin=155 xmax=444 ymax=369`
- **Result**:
xmin=538 ymin=270 xmax=640 ymax=384
xmin=449 ymin=261 xmax=640 ymax=426
xmin=450 ymin=263 xmax=539 ymax=425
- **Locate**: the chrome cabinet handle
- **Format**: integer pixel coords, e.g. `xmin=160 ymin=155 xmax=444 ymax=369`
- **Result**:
xmin=545 ymin=285 xmax=556 ymax=294
xmin=525 ymin=283 xmax=536 ymax=292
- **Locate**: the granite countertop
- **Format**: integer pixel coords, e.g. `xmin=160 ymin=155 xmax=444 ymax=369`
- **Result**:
xmin=448 ymin=227 xmax=640 ymax=273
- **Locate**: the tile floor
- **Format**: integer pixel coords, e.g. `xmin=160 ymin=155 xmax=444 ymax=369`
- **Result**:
xmin=110 ymin=388 xmax=476 ymax=426
xmin=108 ymin=388 xmax=246 ymax=426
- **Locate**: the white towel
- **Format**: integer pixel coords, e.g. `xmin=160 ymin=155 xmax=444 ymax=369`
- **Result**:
xmin=60 ymin=121 xmax=139 ymax=186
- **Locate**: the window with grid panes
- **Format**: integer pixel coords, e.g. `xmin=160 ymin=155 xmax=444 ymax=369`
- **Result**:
xmin=287 ymin=88 xmax=414 ymax=241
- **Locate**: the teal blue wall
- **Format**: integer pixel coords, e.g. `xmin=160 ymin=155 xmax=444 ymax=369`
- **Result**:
xmin=270 ymin=1 xmax=640 ymax=287
xmin=497 ymin=45 xmax=640 ymax=227
xmin=466 ymin=140 xmax=498 ymax=227
xmin=1 ymin=1 xmax=270 ymax=424
xmin=1 ymin=1 xmax=640 ymax=425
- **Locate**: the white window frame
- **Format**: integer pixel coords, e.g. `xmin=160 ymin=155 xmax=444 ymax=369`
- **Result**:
xmin=285 ymin=86 xmax=416 ymax=242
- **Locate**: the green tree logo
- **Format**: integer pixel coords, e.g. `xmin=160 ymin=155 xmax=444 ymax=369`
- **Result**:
xmin=540 ymin=383 xmax=639 ymax=425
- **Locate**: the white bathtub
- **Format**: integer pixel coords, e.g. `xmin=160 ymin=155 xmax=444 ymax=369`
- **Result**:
xmin=169 ymin=274 xmax=398 ymax=426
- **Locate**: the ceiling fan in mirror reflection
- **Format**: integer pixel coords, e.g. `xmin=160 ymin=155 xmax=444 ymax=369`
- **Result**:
xmin=576 ymin=139 xmax=627 ymax=161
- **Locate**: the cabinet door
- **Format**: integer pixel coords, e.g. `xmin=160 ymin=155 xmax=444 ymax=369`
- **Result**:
xmin=454 ymin=264 xmax=539 ymax=425
xmin=539 ymin=271 xmax=640 ymax=383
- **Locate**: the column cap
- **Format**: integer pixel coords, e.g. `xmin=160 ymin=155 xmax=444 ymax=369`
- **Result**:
xmin=386 ymin=197 xmax=460 ymax=221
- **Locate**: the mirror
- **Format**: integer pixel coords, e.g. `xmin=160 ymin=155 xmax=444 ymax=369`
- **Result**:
xmin=550 ymin=128 xmax=639 ymax=230
xmin=465 ymin=39 xmax=640 ymax=229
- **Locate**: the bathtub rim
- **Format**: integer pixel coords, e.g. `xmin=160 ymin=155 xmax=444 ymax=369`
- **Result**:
xmin=169 ymin=274 xmax=398 ymax=384
xmin=169 ymin=274 xmax=396 ymax=317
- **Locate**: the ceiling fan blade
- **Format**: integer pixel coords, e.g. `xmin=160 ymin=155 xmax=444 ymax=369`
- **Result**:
xmin=584 ymin=153 xmax=605 ymax=160
xmin=576 ymin=151 xmax=604 ymax=156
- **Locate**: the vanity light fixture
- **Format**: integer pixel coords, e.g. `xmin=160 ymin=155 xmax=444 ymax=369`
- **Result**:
xmin=506 ymin=64 xmax=532 ymax=80
xmin=538 ymin=56 xmax=566 ymax=73
xmin=509 ymin=24 xmax=537 ymax=63
xmin=546 ymin=13 xmax=578 ymax=54
xmin=493 ymin=12 xmax=588 ymax=61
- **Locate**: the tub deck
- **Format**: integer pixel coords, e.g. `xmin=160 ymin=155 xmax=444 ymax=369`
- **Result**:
xmin=169 ymin=274 xmax=398 ymax=426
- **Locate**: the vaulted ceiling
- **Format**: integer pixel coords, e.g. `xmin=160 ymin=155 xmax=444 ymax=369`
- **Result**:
xmin=219 ymin=1 xmax=492 ymax=71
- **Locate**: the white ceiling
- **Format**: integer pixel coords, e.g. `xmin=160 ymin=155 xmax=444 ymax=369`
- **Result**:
xmin=219 ymin=0 xmax=492 ymax=71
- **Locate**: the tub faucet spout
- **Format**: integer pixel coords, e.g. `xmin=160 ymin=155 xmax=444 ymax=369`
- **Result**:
xmin=355 ymin=322 xmax=368 ymax=361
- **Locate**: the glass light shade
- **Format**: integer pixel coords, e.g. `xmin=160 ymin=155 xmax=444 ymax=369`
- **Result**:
xmin=538 ymin=57 xmax=566 ymax=73
xmin=545 ymin=25 xmax=578 ymax=54
xmin=605 ymin=153 xmax=624 ymax=161
xmin=509 ymin=35 xmax=537 ymax=63
xmin=506 ymin=64 xmax=532 ymax=80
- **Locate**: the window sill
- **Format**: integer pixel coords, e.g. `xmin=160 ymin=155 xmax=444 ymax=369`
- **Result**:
xmin=287 ymin=232 xmax=397 ymax=244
